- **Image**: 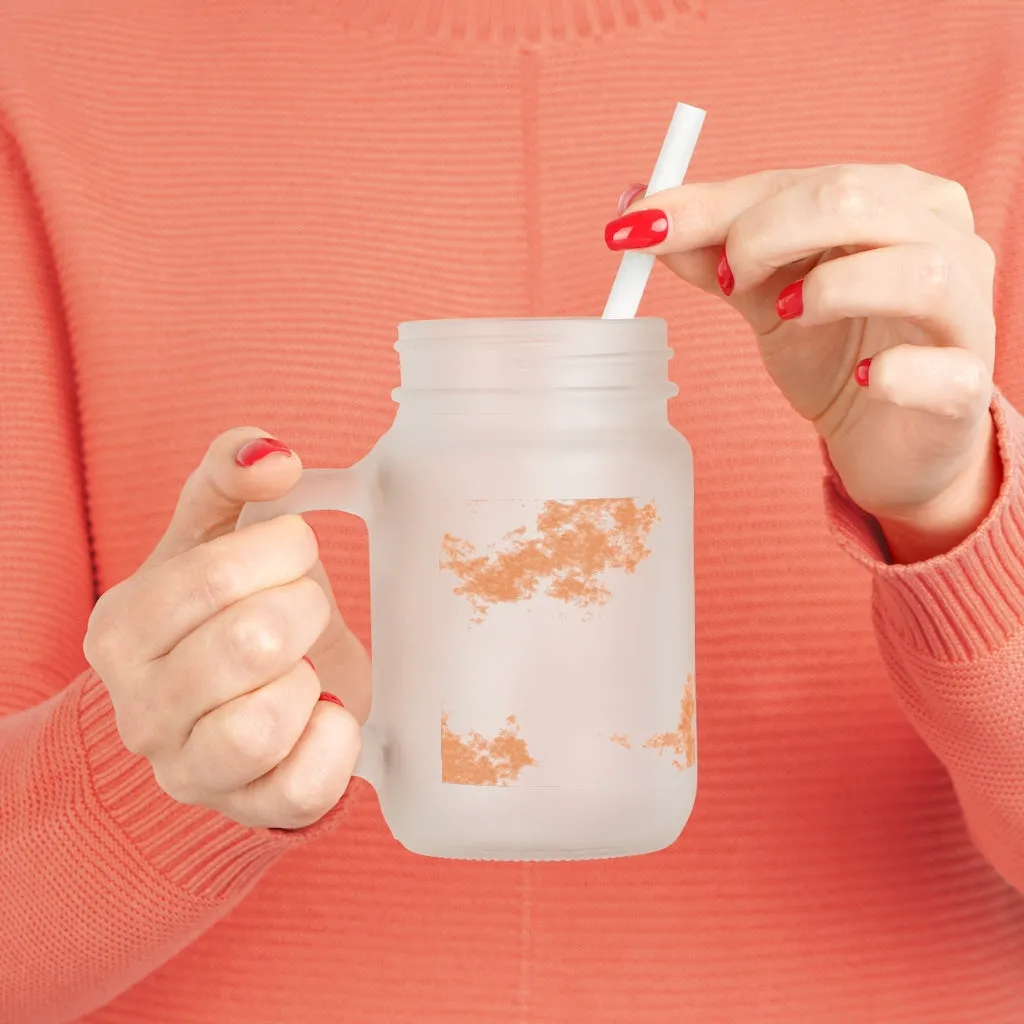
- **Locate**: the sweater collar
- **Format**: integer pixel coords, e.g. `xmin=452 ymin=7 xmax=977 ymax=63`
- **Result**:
xmin=331 ymin=0 xmax=706 ymax=44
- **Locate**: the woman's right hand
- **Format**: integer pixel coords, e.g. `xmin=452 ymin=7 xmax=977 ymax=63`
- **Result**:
xmin=83 ymin=428 xmax=369 ymax=830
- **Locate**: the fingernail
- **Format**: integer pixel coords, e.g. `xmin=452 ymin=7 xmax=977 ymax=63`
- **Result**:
xmin=317 ymin=691 xmax=345 ymax=708
xmin=604 ymin=208 xmax=669 ymax=251
xmin=855 ymin=358 xmax=871 ymax=387
xmin=716 ymin=248 xmax=735 ymax=296
xmin=235 ymin=437 xmax=292 ymax=468
xmin=616 ymin=182 xmax=648 ymax=216
xmin=776 ymin=280 xmax=804 ymax=320
xmin=309 ymin=522 xmax=321 ymax=548
xmin=302 ymin=654 xmax=316 ymax=672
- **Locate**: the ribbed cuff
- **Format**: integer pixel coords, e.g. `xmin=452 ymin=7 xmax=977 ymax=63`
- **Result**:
xmin=75 ymin=670 xmax=352 ymax=905
xmin=824 ymin=393 xmax=1024 ymax=662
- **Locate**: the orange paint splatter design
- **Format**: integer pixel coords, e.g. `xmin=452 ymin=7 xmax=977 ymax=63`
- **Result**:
xmin=440 ymin=498 xmax=659 ymax=621
xmin=642 ymin=674 xmax=696 ymax=771
xmin=440 ymin=713 xmax=537 ymax=786
xmin=608 ymin=733 xmax=632 ymax=749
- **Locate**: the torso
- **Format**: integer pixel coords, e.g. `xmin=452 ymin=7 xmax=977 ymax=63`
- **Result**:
xmin=4 ymin=1 xmax=1024 ymax=1019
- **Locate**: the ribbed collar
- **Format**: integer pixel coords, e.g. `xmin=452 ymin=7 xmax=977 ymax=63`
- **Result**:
xmin=330 ymin=0 xmax=706 ymax=44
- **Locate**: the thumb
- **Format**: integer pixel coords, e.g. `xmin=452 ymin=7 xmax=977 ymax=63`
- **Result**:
xmin=144 ymin=428 xmax=374 ymax=722
xmin=862 ymin=344 xmax=992 ymax=423
xmin=144 ymin=427 xmax=303 ymax=568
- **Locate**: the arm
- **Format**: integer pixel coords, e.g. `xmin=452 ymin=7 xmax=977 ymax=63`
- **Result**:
xmin=823 ymin=152 xmax=1024 ymax=891
xmin=0 ymin=130 xmax=336 ymax=1022
xmin=826 ymin=394 xmax=1024 ymax=892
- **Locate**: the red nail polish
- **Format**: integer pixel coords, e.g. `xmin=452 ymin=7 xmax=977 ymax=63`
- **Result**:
xmin=616 ymin=182 xmax=648 ymax=216
xmin=317 ymin=691 xmax=345 ymax=708
xmin=309 ymin=523 xmax=321 ymax=548
xmin=235 ymin=437 xmax=292 ymax=468
xmin=776 ymin=280 xmax=804 ymax=320
xmin=855 ymin=358 xmax=871 ymax=387
xmin=604 ymin=208 xmax=669 ymax=251
xmin=302 ymin=655 xmax=316 ymax=672
xmin=716 ymin=248 xmax=735 ymax=296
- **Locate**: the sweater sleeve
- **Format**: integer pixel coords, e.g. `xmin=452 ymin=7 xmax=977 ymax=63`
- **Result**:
xmin=825 ymin=393 xmax=1024 ymax=892
xmin=0 ymin=131 xmax=346 ymax=1022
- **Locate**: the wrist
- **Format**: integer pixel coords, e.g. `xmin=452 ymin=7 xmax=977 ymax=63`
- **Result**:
xmin=870 ymin=413 xmax=1002 ymax=563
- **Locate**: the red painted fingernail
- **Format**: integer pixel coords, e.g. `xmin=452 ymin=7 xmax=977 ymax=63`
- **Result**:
xmin=302 ymin=655 xmax=316 ymax=672
xmin=855 ymin=358 xmax=871 ymax=387
xmin=716 ymin=248 xmax=735 ymax=296
xmin=309 ymin=523 xmax=320 ymax=548
xmin=776 ymin=280 xmax=804 ymax=320
xmin=616 ymin=182 xmax=648 ymax=215
xmin=317 ymin=691 xmax=345 ymax=708
xmin=235 ymin=437 xmax=292 ymax=468
xmin=604 ymin=208 xmax=669 ymax=251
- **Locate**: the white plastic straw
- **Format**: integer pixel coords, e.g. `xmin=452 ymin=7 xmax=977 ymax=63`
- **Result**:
xmin=602 ymin=102 xmax=706 ymax=319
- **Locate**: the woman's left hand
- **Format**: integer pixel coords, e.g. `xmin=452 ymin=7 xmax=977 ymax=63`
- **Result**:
xmin=607 ymin=164 xmax=1001 ymax=561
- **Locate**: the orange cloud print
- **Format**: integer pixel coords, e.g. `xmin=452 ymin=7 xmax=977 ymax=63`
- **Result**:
xmin=440 ymin=498 xmax=659 ymax=621
xmin=641 ymin=673 xmax=696 ymax=771
xmin=441 ymin=713 xmax=537 ymax=786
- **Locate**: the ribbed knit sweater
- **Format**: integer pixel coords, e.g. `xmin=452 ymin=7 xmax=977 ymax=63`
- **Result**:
xmin=2 ymin=1 xmax=1024 ymax=1021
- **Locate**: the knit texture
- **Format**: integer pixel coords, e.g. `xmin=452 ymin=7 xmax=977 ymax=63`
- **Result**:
xmin=2 ymin=1 xmax=1024 ymax=1021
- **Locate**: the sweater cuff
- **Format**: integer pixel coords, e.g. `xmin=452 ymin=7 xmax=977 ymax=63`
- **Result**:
xmin=824 ymin=393 xmax=1024 ymax=661
xmin=74 ymin=670 xmax=354 ymax=904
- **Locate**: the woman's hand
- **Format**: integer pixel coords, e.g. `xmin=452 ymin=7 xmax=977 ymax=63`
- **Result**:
xmin=83 ymin=428 xmax=370 ymax=829
xmin=607 ymin=165 xmax=1001 ymax=561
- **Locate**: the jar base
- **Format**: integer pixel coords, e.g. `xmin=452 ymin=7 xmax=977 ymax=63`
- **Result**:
xmin=395 ymin=833 xmax=684 ymax=862
xmin=378 ymin=767 xmax=697 ymax=862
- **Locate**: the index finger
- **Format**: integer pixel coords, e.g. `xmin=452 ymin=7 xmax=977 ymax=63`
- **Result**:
xmin=617 ymin=163 xmax=975 ymax=259
xmin=103 ymin=513 xmax=319 ymax=663
xmin=615 ymin=167 xmax=816 ymax=255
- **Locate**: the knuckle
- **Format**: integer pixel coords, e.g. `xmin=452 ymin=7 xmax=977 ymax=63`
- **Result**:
xmin=237 ymin=514 xmax=317 ymax=573
xmin=280 ymin=513 xmax=319 ymax=561
xmin=114 ymin=703 xmax=163 ymax=759
xmin=771 ymin=169 xmax=803 ymax=194
xmin=727 ymin=217 xmax=773 ymax=277
xmin=82 ymin=593 xmax=123 ymax=669
xmin=942 ymin=177 xmax=972 ymax=211
xmin=932 ymin=177 xmax=975 ymax=232
xmin=911 ymin=246 xmax=954 ymax=294
xmin=195 ymin=552 xmax=245 ymax=609
xmin=679 ymin=189 xmax=715 ymax=240
xmin=921 ymin=355 xmax=989 ymax=421
xmin=934 ymin=392 xmax=973 ymax=420
xmin=220 ymin=698 xmax=290 ymax=769
xmin=820 ymin=166 xmax=877 ymax=220
xmin=151 ymin=759 xmax=203 ymax=806
xmin=82 ymin=624 xmax=111 ymax=672
xmin=278 ymin=769 xmax=338 ymax=827
xmin=222 ymin=607 xmax=287 ymax=671
xmin=810 ymin=266 xmax=842 ymax=312
xmin=900 ymin=246 xmax=953 ymax=302
xmin=952 ymin=355 xmax=987 ymax=403
xmin=974 ymin=235 xmax=997 ymax=275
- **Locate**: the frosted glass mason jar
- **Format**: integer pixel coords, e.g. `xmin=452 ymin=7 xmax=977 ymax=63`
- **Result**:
xmin=238 ymin=318 xmax=695 ymax=861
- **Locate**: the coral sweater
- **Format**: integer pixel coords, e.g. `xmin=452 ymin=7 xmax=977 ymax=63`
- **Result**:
xmin=3 ymin=1 xmax=1024 ymax=1021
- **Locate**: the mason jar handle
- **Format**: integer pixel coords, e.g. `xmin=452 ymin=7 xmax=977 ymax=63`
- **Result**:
xmin=235 ymin=465 xmax=386 ymax=793
xmin=236 ymin=466 xmax=372 ymax=525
